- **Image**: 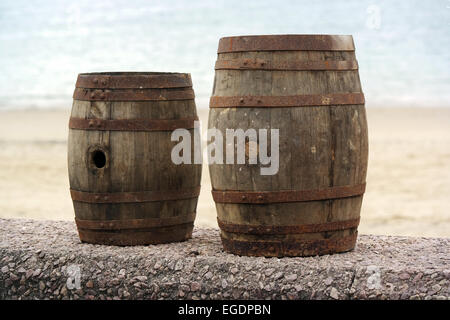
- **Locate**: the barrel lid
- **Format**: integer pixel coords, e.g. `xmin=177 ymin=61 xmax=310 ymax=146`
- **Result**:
xmin=217 ymin=35 xmax=355 ymax=53
xmin=75 ymin=72 xmax=192 ymax=89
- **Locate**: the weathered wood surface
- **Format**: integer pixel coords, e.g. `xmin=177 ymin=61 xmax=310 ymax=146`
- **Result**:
xmin=208 ymin=35 xmax=368 ymax=257
xmin=68 ymin=73 xmax=201 ymax=245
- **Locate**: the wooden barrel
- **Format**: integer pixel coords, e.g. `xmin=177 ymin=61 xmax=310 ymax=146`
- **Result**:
xmin=209 ymin=35 xmax=368 ymax=257
xmin=68 ymin=72 xmax=201 ymax=245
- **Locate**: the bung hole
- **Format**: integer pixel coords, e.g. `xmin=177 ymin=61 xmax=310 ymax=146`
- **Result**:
xmin=92 ymin=150 xmax=106 ymax=169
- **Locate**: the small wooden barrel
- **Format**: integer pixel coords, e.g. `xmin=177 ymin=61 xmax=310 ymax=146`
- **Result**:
xmin=68 ymin=72 xmax=201 ymax=245
xmin=209 ymin=35 xmax=368 ymax=257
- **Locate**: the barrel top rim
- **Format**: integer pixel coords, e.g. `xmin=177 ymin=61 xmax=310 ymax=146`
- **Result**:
xmin=78 ymin=72 xmax=191 ymax=77
xmin=218 ymin=34 xmax=355 ymax=52
xmin=219 ymin=34 xmax=354 ymax=39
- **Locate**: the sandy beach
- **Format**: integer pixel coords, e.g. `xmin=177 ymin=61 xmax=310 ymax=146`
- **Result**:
xmin=0 ymin=107 xmax=449 ymax=237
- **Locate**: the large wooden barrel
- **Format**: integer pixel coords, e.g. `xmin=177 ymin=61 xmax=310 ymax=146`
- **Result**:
xmin=68 ymin=72 xmax=201 ymax=245
xmin=209 ymin=35 xmax=368 ymax=257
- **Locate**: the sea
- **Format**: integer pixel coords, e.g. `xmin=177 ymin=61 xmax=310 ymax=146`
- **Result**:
xmin=0 ymin=0 xmax=449 ymax=109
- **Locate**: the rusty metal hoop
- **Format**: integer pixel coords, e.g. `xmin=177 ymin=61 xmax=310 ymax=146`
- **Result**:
xmin=218 ymin=35 xmax=355 ymax=53
xmin=76 ymin=72 xmax=192 ymax=89
xmin=217 ymin=217 xmax=360 ymax=235
xmin=209 ymin=93 xmax=365 ymax=108
xmin=69 ymin=117 xmax=198 ymax=132
xmin=215 ymin=59 xmax=358 ymax=71
xmin=212 ymin=183 xmax=366 ymax=204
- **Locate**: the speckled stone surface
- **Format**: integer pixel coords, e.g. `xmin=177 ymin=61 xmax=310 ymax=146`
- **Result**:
xmin=0 ymin=218 xmax=449 ymax=300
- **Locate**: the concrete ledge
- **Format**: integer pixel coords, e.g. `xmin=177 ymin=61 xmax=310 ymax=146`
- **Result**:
xmin=0 ymin=218 xmax=449 ymax=300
